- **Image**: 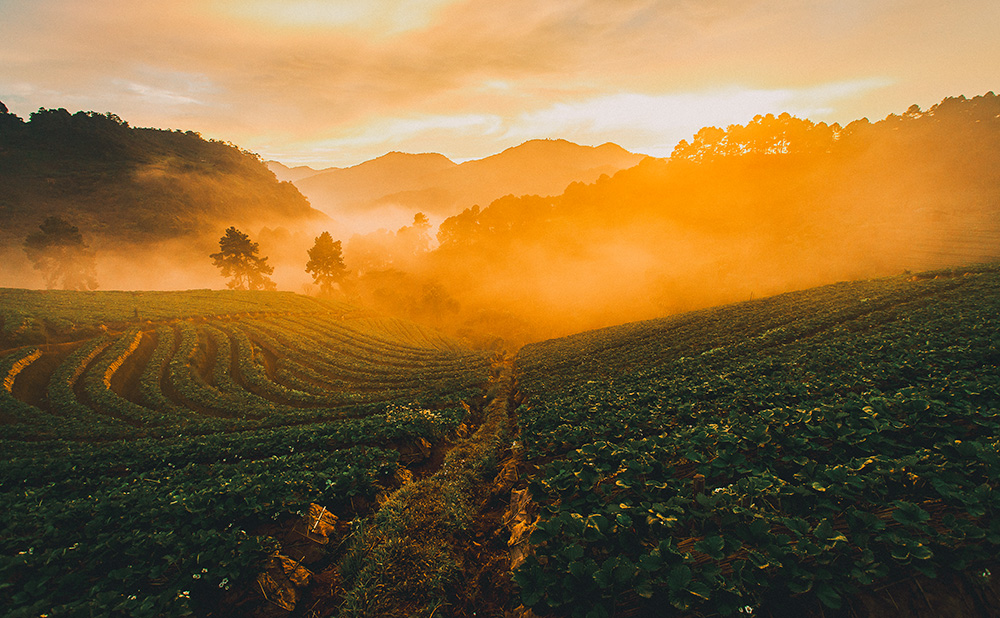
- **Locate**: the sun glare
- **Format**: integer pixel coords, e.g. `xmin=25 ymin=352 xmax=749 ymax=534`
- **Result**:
xmin=217 ymin=0 xmax=455 ymax=34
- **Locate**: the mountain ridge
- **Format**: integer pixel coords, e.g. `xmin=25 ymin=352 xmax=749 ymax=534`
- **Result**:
xmin=269 ymin=138 xmax=645 ymax=221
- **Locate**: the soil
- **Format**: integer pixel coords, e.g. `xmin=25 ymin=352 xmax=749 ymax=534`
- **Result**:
xmin=112 ymin=330 xmax=158 ymax=404
xmin=11 ymin=341 xmax=81 ymax=409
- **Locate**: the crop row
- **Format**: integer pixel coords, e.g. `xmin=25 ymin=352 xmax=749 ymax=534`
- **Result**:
xmin=349 ymin=315 xmax=468 ymax=352
xmin=1 ymin=445 xmax=398 ymax=618
xmin=2 ymin=348 xmax=41 ymax=392
xmin=238 ymin=318 xmax=485 ymax=394
xmin=137 ymin=326 xmax=198 ymax=420
xmin=0 ymin=287 xmax=357 ymax=346
xmin=518 ymin=268 xmax=973 ymax=393
xmin=513 ymin=265 xmax=1000 ymax=617
xmin=280 ymin=313 xmax=482 ymax=365
xmin=0 ymin=348 xmax=62 ymax=430
xmin=80 ymin=328 xmax=181 ymax=429
xmin=45 ymin=335 xmax=127 ymax=432
xmin=1 ymin=304 xmax=491 ymax=617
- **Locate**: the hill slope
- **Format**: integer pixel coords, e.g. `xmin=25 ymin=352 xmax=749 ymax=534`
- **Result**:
xmin=0 ymin=104 xmax=326 ymax=249
xmin=294 ymin=151 xmax=458 ymax=214
xmin=513 ymin=263 xmax=1000 ymax=616
xmin=267 ymin=160 xmax=324 ymax=183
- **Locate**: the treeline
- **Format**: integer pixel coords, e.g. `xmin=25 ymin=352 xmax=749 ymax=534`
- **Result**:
xmin=0 ymin=102 xmax=322 ymax=247
xmin=348 ymin=93 xmax=1000 ymax=345
xmin=435 ymin=93 xmax=1000 ymax=249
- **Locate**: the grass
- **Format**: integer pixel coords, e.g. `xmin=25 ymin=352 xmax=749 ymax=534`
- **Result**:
xmin=337 ymin=357 xmax=515 ymax=617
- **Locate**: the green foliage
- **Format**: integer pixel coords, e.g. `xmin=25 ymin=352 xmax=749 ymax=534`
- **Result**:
xmin=0 ymin=288 xmax=491 ymax=616
xmin=513 ymin=264 xmax=1000 ymax=616
xmin=671 ymin=112 xmax=839 ymax=160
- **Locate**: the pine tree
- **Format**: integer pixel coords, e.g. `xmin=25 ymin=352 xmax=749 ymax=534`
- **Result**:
xmin=23 ymin=216 xmax=99 ymax=290
xmin=210 ymin=227 xmax=275 ymax=290
xmin=305 ymin=231 xmax=349 ymax=294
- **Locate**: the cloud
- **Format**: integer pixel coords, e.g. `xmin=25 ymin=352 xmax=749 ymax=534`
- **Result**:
xmin=115 ymin=82 xmax=205 ymax=107
xmin=503 ymin=80 xmax=893 ymax=156
xmin=269 ymin=113 xmax=505 ymax=165
xmin=263 ymin=79 xmax=892 ymax=165
xmin=106 ymin=68 xmax=218 ymax=111
xmin=0 ymin=0 xmax=997 ymax=167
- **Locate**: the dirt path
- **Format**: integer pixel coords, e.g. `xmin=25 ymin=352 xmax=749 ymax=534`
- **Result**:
xmin=10 ymin=342 xmax=80 ymax=409
xmin=112 ymin=330 xmax=157 ymax=404
xmin=329 ymin=353 xmax=521 ymax=618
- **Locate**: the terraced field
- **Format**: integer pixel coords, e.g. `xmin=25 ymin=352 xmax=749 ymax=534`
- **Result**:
xmin=0 ymin=290 xmax=492 ymax=617
xmin=4 ymin=265 xmax=1000 ymax=618
xmin=513 ymin=264 xmax=1000 ymax=617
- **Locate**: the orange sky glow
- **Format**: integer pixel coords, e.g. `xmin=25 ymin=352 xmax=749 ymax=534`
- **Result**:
xmin=1 ymin=0 xmax=997 ymax=167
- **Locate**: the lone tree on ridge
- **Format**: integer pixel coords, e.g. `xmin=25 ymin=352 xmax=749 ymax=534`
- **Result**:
xmin=210 ymin=226 xmax=276 ymax=290
xmin=305 ymin=231 xmax=349 ymax=294
xmin=23 ymin=215 xmax=99 ymax=290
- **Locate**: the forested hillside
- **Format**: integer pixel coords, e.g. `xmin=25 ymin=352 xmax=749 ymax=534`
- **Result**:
xmin=0 ymin=103 xmax=325 ymax=248
xmin=356 ymin=93 xmax=1000 ymax=345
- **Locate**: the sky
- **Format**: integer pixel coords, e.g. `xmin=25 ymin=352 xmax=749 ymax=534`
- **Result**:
xmin=1 ymin=0 xmax=997 ymax=168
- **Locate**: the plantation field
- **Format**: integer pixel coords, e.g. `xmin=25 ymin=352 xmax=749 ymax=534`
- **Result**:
xmin=4 ymin=265 xmax=1000 ymax=618
xmin=0 ymin=289 xmax=492 ymax=617
xmin=513 ymin=264 xmax=1000 ymax=617
xmin=0 ymin=288 xmax=359 ymax=349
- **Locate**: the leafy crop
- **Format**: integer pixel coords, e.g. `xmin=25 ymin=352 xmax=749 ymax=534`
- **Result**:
xmin=514 ymin=264 xmax=1000 ymax=616
xmin=0 ymin=289 xmax=490 ymax=617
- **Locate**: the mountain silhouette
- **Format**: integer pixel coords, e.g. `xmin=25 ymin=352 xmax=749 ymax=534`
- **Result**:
xmin=267 ymin=161 xmax=323 ymax=183
xmin=270 ymin=139 xmax=644 ymax=222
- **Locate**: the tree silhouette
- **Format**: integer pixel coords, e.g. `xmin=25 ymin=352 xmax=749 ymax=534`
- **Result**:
xmin=23 ymin=216 xmax=99 ymax=290
xmin=305 ymin=231 xmax=349 ymax=294
xmin=395 ymin=212 xmax=433 ymax=256
xmin=210 ymin=227 xmax=275 ymax=290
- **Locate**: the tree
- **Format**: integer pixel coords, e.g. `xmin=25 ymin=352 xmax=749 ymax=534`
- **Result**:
xmin=305 ymin=231 xmax=349 ymax=294
xmin=345 ymin=212 xmax=433 ymax=275
xmin=397 ymin=212 xmax=432 ymax=255
xmin=23 ymin=216 xmax=99 ymax=290
xmin=210 ymin=226 xmax=275 ymax=290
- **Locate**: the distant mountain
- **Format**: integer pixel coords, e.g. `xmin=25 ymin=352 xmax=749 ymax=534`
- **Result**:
xmin=275 ymin=139 xmax=645 ymax=221
xmin=267 ymin=161 xmax=325 ymax=183
xmin=0 ymin=104 xmax=327 ymax=249
xmin=293 ymin=152 xmax=459 ymax=215
xmin=375 ymin=93 xmax=1000 ymax=344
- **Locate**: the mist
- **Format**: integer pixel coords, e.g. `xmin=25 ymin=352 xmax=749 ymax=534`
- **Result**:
xmin=0 ymin=220 xmax=339 ymax=294
xmin=2 ymin=94 xmax=998 ymax=349
xmin=339 ymin=96 xmax=1000 ymax=346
